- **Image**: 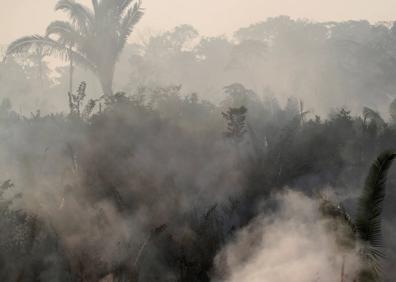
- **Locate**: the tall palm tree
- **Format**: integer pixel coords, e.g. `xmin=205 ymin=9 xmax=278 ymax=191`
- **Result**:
xmin=321 ymin=151 xmax=396 ymax=281
xmin=6 ymin=0 xmax=144 ymax=96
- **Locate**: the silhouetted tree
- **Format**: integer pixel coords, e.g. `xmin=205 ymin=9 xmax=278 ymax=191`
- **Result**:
xmin=6 ymin=0 xmax=144 ymax=96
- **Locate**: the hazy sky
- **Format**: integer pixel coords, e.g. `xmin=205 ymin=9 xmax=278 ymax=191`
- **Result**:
xmin=1 ymin=0 xmax=396 ymax=44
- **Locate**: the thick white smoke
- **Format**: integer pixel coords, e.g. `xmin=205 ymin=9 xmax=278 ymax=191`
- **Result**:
xmin=212 ymin=190 xmax=362 ymax=282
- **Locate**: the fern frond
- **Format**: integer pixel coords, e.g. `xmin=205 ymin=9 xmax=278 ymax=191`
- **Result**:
xmin=356 ymin=150 xmax=396 ymax=276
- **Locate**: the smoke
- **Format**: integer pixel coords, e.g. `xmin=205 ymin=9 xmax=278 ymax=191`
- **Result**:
xmin=212 ymin=190 xmax=361 ymax=282
xmin=0 ymin=95 xmax=249 ymax=280
xmin=1 ymin=1 xmax=396 ymax=281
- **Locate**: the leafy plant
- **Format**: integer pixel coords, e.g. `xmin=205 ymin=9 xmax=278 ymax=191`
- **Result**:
xmin=68 ymin=81 xmax=99 ymax=120
xmin=321 ymin=151 xmax=396 ymax=281
xmin=222 ymin=106 xmax=248 ymax=141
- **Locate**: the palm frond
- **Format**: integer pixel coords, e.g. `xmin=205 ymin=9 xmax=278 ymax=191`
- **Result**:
xmin=6 ymin=35 xmax=49 ymax=56
xmin=7 ymin=35 xmax=95 ymax=71
xmin=355 ymin=150 xmax=396 ymax=275
xmin=117 ymin=0 xmax=136 ymax=16
xmin=55 ymin=0 xmax=94 ymax=32
xmin=46 ymin=20 xmax=82 ymax=46
xmin=117 ymin=1 xmax=143 ymax=54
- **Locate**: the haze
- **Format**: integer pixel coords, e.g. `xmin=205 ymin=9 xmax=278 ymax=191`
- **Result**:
xmin=2 ymin=1 xmax=396 ymax=281
xmin=1 ymin=0 xmax=396 ymax=44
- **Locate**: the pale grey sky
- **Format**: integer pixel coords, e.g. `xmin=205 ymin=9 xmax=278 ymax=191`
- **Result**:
xmin=1 ymin=0 xmax=395 ymax=44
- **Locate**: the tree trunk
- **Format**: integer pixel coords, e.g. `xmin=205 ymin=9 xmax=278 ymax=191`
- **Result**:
xmin=69 ymin=47 xmax=74 ymax=94
xmin=99 ymin=67 xmax=114 ymax=97
xmin=340 ymin=255 xmax=345 ymax=282
xmin=38 ymin=55 xmax=44 ymax=92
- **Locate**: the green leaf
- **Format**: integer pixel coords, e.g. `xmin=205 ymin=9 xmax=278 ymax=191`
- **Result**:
xmin=356 ymin=150 xmax=396 ymax=277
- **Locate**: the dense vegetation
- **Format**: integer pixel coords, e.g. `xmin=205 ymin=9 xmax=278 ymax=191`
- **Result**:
xmin=0 ymin=82 xmax=395 ymax=281
xmin=2 ymin=1 xmax=396 ymax=281
xmin=4 ymin=17 xmax=396 ymax=116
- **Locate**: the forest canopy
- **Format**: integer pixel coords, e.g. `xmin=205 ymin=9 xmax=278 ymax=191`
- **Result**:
xmin=1 ymin=1 xmax=396 ymax=281
xmin=3 ymin=17 xmax=396 ymax=116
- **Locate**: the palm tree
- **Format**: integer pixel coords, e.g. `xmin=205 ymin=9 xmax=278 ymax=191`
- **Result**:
xmin=25 ymin=46 xmax=49 ymax=91
xmin=321 ymin=151 xmax=396 ymax=281
xmin=5 ymin=0 xmax=144 ymax=96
